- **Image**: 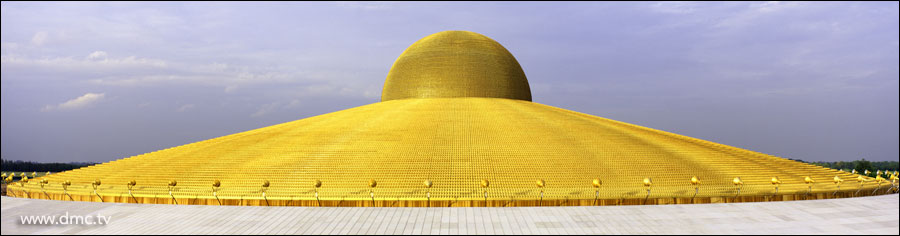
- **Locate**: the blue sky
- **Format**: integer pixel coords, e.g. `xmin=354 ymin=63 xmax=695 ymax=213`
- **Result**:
xmin=2 ymin=2 xmax=898 ymax=163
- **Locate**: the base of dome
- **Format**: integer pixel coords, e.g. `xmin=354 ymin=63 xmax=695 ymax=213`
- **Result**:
xmin=6 ymin=185 xmax=894 ymax=207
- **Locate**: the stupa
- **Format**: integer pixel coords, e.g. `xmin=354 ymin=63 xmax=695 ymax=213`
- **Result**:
xmin=8 ymin=31 xmax=889 ymax=207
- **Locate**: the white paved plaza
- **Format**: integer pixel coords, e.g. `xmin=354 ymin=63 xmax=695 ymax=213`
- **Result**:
xmin=1 ymin=194 xmax=897 ymax=235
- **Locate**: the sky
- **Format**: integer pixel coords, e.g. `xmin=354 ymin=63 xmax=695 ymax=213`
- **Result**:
xmin=1 ymin=2 xmax=898 ymax=163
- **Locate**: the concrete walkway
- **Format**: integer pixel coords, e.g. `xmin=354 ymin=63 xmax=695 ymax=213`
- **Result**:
xmin=2 ymin=195 xmax=897 ymax=235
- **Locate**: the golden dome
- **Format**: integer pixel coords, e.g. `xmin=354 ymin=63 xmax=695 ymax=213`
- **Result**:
xmin=8 ymin=31 xmax=888 ymax=207
xmin=382 ymin=31 xmax=532 ymax=101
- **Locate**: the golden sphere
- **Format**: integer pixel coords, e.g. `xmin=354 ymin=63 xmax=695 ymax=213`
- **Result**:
xmin=368 ymin=179 xmax=377 ymax=188
xmin=22 ymin=176 xmax=29 ymax=183
xmin=424 ymin=180 xmax=433 ymax=188
xmin=875 ymin=176 xmax=886 ymax=183
xmin=732 ymin=177 xmax=743 ymax=186
xmin=212 ymin=180 xmax=221 ymax=188
xmin=833 ymin=176 xmax=842 ymax=184
xmin=643 ymin=178 xmax=652 ymax=187
xmin=382 ymin=31 xmax=532 ymax=102
xmin=31 ymin=172 xmax=37 ymax=177
xmin=536 ymin=179 xmax=545 ymax=188
xmin=168 ymin=180 xmax=177 ymax=187
xmin=128 ymin=180 xmax=137 ymax=186
xmin=262 ymin=180 xmax=270 ymax=188
xmin=771 ymin=177 xmax=781 ymax=185
xmin=92 ymin=179 xmax=101 ymax=186
xmin=315 ymin=180 xmax=322 ymax=188
xmin=41 ymin=179 xmax=49 ymax=185
xmin=592 ymin=179 xmax=602 ymax=188
xmin=690 ymin=176 xmax=701 ymax=186
xmin=804 ymin=176 xmax=814 ymax=184
xmin=63 ymin=180 xmax=71 ymax=186
xmin=480 ymin=179 xmax=490 ymax=188
xmin=857 ymin=175 xmax=866 ymax=182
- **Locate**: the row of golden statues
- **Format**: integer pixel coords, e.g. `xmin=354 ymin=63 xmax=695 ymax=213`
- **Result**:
xmin=4 ymin=171 xmax=898 ymax=206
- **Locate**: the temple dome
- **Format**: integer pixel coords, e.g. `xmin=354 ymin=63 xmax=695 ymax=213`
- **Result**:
xmin=9 ymin=30 xmax=876 ymax=208
xmin=381 ymin=31 xmax=532 ymax=101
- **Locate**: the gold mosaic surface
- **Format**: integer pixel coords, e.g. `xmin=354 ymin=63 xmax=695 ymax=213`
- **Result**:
xmin=382 ymin=31 xmax=532 ymax=101
xmin=6 ymin=31 xmax=891 ymax=206
xmin=7 ymin=98 xmax=885 ymax=206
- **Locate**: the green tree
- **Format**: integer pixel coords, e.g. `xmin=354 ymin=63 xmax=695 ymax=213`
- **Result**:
xmin=854 ymin=159 xmax=873 ymax=175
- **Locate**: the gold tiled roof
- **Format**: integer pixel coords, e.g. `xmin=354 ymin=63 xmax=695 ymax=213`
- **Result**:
xmin=6 ymin=31 xmax=889 ymax=206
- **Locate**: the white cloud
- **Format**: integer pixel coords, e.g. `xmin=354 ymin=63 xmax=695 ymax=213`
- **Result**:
xmin=1 ymin=54 xmax=350 ymax=89
xmin=31 ymin=31 xmax=48 ymax=46
xmin=176 ymin=104 xmax=195 ymax=112
xmin=41 ymin=93 xmax=105 ymax=112
xmin=755 ymin=1 xmax=800 ymax=13
xmin=649 ymin=2 xmax=698 ymax=14
xmin=361 ymin=85 xmax=381 ymax=99
xmin=2 ymin=51 xmax=380 ymax=101
xmin=284 ymin=99 xmax=302 ymax=109
xmin=1 ymin=42 xmax=20 ymax=51
xmin=87 ymin=51 xmax=109 ymax=60
xmin=1 ymin=54 xmax=168 ymax=72
xmin=251 ymin=102 xmax=279 ymax=117
xmin=250 ymin=99 xmax=306 ymax=117
xmin=224 ymin=85 xmax=239 ymax=93
xmin=334 ymin=2 xmax=394 ymax=10
xmin=711 ymin=2 xmax=804 ymax=29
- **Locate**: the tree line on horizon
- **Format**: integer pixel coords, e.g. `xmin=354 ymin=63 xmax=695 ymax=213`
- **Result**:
xmin=797 ymin=158 xmax=898 ymax=174
xmin=1 ymin=158 xmax=95 ymax=173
